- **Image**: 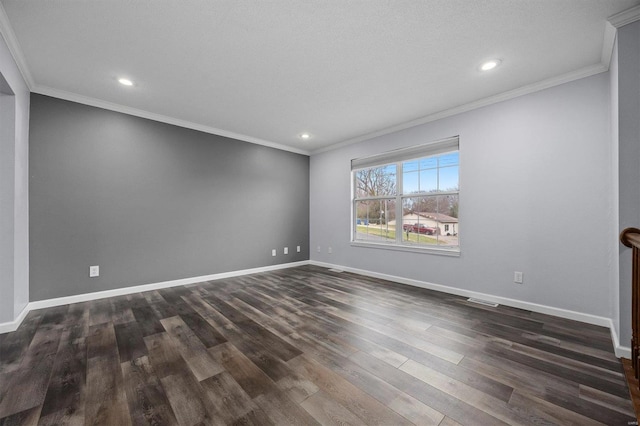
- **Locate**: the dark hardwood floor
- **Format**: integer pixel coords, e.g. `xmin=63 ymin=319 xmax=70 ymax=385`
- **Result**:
xmin=0 ymin=265 xmax=635 ymax=425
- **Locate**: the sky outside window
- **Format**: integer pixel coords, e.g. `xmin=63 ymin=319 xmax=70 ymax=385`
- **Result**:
xmin=403 ymin=152 xmax=459 ymax=194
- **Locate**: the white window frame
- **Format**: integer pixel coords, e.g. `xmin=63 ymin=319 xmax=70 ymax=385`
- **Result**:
xmin=350 ymin=136 xmax=460 ymax=256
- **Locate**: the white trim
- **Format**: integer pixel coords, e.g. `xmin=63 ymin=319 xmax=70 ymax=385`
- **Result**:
xmin=609 ymin=320 xmax=631 ymax=359
xmin=0 ymin=259 xmax=628 ymax=358
xmin=0 ymin=2 xmax=307 ymax=156
xmin=0 ymin=304 xmax=29 ymax=334
xmin=309 ymin=261 xmax=610 ymax=326
xmin=350 ymin=241 xmax=460 ymax=257
xmin=600 ymin=3 xmax=640 ymax=73
xmin=601 ymin=22 xmax=617 ymax=69
xmin=0 ymin=261 xmax=308 ymax=334
xmin=0 ymin=3 xmax=309 ymax=156
xmin=312 ymin=64 xmax=607 ymax=155
xmin=309 ymin=260 xmax=627 ymax=357
xmin=0 ymin=0 xmax=633 ymax=157
xmin=33 ymin=86 xmax=310 ymax=156
xmin=0 ymin=3 xmax=33 ymax=89
xmin=608 ymin=5 xmax=640 ymax=29
xmin=1 ymin=260 xmax=629 ymax=357
xmin=321 ymin=2 xmax=639 ymax=160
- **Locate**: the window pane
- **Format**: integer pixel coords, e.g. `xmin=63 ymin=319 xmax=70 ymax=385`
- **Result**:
xmin=439 ymin=152 xmax=459 ymax=167
xmin=403 ymin=159 xmax=419 ymax=173
xmin=355 ymin=199 xmax=396 ymax=242
xmin=401 ymin=195 xmax=458 ymax=247
xmin=403 ymin=153 xmax=457 ymax=194
xmin=419 ymin=169 xmax=437 ymax=193
xmin=355 ymin=164 xmax=397 ymax=198
xmin=438 ymin=165 xmax=459 ymax=191
xmin=419 ymin=157 xmax=438 ymax=169
xmin=403 ymin=170 xmax=419 ymax=194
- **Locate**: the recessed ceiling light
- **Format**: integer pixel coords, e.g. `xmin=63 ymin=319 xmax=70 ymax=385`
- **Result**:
xmin=300 ymin=133 xmax=311 ymax=140
xmin=118 ymin=78 xmax=134 ymax=86
xmin=480 ymin=60 xmax=501 ymax=71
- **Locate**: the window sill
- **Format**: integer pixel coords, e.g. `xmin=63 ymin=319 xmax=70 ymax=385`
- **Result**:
xmin=350 ymin=241 xmax=461 ymax=257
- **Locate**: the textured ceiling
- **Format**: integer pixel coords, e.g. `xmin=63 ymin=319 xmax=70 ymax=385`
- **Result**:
xmin=1 ymin=0 xmax=638 ymax=154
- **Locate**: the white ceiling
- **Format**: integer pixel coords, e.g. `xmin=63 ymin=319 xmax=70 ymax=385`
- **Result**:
xmin=0 ymin=1 xmax=638 ymax=154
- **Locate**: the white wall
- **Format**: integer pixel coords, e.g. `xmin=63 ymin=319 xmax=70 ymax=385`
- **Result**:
xmin=610 ymin=34 xmax=621 ymax=345
xmin=0 ymin=33 xmax=29 ymax=324
xmin=311 ymin=72 xmax=613 ymax=319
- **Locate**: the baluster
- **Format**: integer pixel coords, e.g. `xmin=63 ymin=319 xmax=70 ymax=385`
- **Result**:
xmin=635 ymin=246 xmax=640 ymax=380
xmin=620 ymin=227 xmax=640 ymax=419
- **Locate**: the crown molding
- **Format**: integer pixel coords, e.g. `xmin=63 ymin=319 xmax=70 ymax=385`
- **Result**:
xmin=609 ymin=4 xmax=640 ymax=28
xmin=0 ymin=0 xmax=633 ymax=157
xmin=0 ymin=2 xmax=309 ymax=156
xmin=33 ymin=85 xmax=310 ymax=156
xmin=311 ymin=63 xmax=608 ymax=155
xmin=0 ymin=3 xmax=33 ymax=89
xmin=601 ymin=21 xmax=617 ymax=69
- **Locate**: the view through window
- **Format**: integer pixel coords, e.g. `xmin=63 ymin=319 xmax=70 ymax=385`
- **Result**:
xmin=352 ymin=137 xmax=459 ymax=251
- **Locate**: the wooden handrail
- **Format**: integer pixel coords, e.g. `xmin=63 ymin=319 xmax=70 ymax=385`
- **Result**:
xmin=621 ymin=227 xmax=640 ymax=248
xmin=620 ymin=227 xmax=640 ymax=420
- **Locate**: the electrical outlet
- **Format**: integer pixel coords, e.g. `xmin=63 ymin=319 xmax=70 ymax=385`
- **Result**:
xmin=284 ymin=247 xmax=289 ymax=255
xmin=271 ymin=249 xmax=276 ymax=257
xmin=317 ymin=246 xmax=321 ymax=253
xmin=328 ymin=247 xmax=332 ymax=254
xmin=89 ymin=265 xmax=99 ymax=278
xmin=514 ymin=271 xmax=523 ymax=284
xmin=297 ymin=246 xmax=301 ymax=253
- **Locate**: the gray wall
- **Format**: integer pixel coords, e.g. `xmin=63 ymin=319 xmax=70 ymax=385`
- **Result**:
xmin=618 ymin=21 xmax=640 ymax=346
xmin=30 ymin=94 xmax=309 ymax=301
xmin=0 ymin=77 xmax=15 ymax=323
xmin=310 ymin=72 xmax=614 ymax=318
xmin=0 ymin=34 xmax=29 ymax=324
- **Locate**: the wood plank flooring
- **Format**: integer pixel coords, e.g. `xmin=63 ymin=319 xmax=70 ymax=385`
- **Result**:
xmin=0 ymin=265 xmax=635 ymax=425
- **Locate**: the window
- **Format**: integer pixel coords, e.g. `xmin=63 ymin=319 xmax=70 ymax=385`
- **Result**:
xmin=352 ymin=136 xmax=459 ymax=253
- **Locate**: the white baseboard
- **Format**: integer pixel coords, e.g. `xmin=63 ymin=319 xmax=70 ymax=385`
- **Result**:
xmin=0 ymin=261 xmax=309 ymax=334
xmin=0 ymin=304 xmax=30 ymax=334
xmin=310 ymin=260 xmax=628 ymax=357
xmin=1 ymin=260 xmax=630 ymax=359
xmin=609 ymin=320 xmax=632 ymax=359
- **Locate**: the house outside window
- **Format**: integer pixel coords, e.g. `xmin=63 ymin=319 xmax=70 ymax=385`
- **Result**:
xmin=352 ymin=136 xmax=459 ymax=254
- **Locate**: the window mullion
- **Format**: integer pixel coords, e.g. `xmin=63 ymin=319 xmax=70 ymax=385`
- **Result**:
xmin=396 ymin=161 xmax=403 ymax=244
xmin=354 ymin=196 xmax=393 ymax=202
